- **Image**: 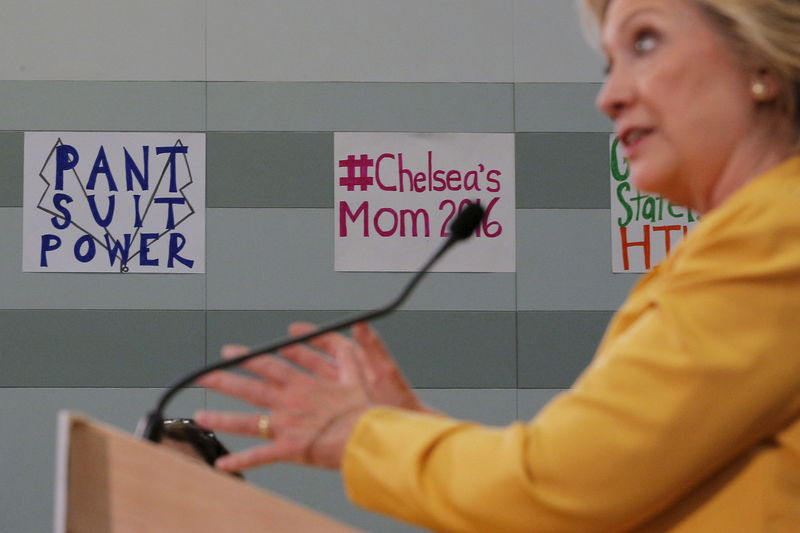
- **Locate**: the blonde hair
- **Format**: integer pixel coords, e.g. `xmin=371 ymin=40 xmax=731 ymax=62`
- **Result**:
xmin=582 ymin=0 xmax=800 ymax=128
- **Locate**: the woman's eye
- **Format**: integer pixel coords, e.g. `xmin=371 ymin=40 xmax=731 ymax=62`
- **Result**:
xmin=633 ymin=31 xmax=658 ymax=54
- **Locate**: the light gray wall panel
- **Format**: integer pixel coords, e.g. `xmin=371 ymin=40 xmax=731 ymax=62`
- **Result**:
xmin=517 ymin=388 xmax=565 ymax=420
xmin=0 ymin=310 xmax=205 ymax=387
xmin=207 ymin=310 xmax=516 ymax=388
xmin=207 ymin=132 xmax=333 ymax=207
xmin=0 ymin=388 xmax=204 ymax=533
xmin=206 ymin=209 xmax=516 ymax=311
xmin=515 ymin=83 xmax=611 ymax=132
xmin=513 ymin=0 xmax=603 ymax=82
xmin=0 ymin=1 xmax=205 ymax=81
xmin=207 ymin=82 xmax=514 ymax=132
xmin=0 ymin=132 xmax=23 ymax=206
xmin=517 ymin=209 xmax=639 ymax=310
xmin=418 ymin=389 xmax=517 ymax=426
xmin=207 ymin=0 xmax=513 ymax=83
xmin=517 ymin=311 xmax=613 ymax=388
xmin=0 ymin=210 xmax=206 ymax=310
xmin=0 ymin=81 xmax=206 ymax=131
xmin=204 ymin=389 xmax=516 ymax=533
xmin=516 ymin=133 xmax=610 ymax=209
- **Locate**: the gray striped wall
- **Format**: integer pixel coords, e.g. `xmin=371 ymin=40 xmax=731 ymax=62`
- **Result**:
xmin=0 ymin=2 xmax=640 ymax=532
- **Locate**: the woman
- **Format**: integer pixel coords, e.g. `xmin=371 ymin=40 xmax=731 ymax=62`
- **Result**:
xmin=195 ymin=0 xmax=800 ymax=530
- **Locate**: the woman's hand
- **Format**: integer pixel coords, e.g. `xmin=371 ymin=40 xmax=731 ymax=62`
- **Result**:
xmin=194 ymin=322 xmax=432 ymax=472
xmin=194 ymin=338 xmax=372 ymax=472
xmin=284 ymin=322 xmax=435 ymax=414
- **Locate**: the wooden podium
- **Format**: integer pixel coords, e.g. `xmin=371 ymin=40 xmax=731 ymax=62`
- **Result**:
xmin=54 ymin=411 xmax=366 ymax=533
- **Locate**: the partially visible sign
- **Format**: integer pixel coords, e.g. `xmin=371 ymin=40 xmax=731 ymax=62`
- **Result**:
xmin=334 ymin=133 xmax=515 ymax=272
xmin=610 ymin=136 xmax=699 ymax=273
xmin=24 ymin=132 xmax=205 ymax=273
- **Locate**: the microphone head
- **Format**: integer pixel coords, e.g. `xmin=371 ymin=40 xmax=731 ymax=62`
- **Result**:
xmin=449 ymin=202 xmax=486 ymax=241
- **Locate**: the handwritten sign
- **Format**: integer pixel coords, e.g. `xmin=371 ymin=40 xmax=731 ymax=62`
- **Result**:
xmin=334 ymin=133 xmax=515 ymax=272
xmin=610 ymin=136 xmax=698 ymax=272
xmin=23 ymin=132 xmax=205 ymax=273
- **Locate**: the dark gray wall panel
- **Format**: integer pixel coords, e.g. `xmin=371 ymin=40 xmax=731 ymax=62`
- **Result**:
xmin=515 ymin=83 xmax=611 ymax=132
xmin=207 ymin=132 xmax=333 ymax=207
xmin=0 ymin=81 xmax=206 ymax=131
xmin=516 ymin=133 xmax=609 ymax=208
xmin=517 ymin=311 xmax=614 ymax=388
xmin=207 ymin=82 xmax=514 ymax=132
xmin=0 ymin=310 xmax=205 ymax=387
xmin=0 ymin=388 xmax=204 ymax=533
xmin=0 ymin=132 xmax=22 ymax=207
xmin=207 ymin=310 xmax=516 ymax=388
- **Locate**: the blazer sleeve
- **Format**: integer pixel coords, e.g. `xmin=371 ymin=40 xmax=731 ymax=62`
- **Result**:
xmin=341 ymin=197 xmax=800 ymax=533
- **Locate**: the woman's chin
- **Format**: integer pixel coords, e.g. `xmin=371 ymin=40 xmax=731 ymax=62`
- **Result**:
xmin=629 ymin=164 xmax=678 ymax=199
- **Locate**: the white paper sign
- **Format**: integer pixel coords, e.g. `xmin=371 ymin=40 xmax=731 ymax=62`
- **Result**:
xmin=334 ymin=133 xmax=515 ymax=272
xmin=23 ymin=132 xmax=205 ymax=273
xmin=610 ymin=136 xmax=699 ymax=272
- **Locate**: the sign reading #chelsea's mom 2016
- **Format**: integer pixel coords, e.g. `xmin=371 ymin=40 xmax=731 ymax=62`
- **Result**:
xmin=610 ymin=135 xmax=698 ymax=273
xmin=23 ymin=132 xmax=205 ymax=273
xmin=334 ymin=133 xmax=515 ymax=272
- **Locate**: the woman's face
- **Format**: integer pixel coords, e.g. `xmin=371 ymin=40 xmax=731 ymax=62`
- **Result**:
xmin=596 ymin=0 xmax=760 ymax=210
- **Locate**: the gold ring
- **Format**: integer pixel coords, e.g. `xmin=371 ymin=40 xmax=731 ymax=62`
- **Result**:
xmin=257 ymin=414 xmax=271 ymax=439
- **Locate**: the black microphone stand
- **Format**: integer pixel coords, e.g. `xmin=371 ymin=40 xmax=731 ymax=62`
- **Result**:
xmin=138 ymin=202 xmax=485 ymax=442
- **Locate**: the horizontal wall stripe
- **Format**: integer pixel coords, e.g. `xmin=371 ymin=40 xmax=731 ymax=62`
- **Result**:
xmin=0 ymin=388 xmax=205 ymax=533
xmin=0 ymin=209 xmax=206 ymax=310
xmin=0 ymin=81 xmax=612 ymax=133
xmin=513 ymin=0 xmax=603 ymax=83
xmin=0 ymin=81 xmax=206 ymax=131
xmin=0 ymin=131 xmax=613 ymax=209
xmin=207 ymin=0 xmax=513 ymax=83
xmin=208 ymin=131 xmax=611 ymax=209
xmin=0 ymin=310 xmax=205 ymax=387
xmin=515 ymin=83 xmax=611 ymax=132
xmin=206 ymin=208 xmax=516 ymax=311
xmin=517 ymin=209 xmax=639 ymax=310
xmin=517 ymin=311 xmax=614 ymax=388
xmin=0 ymin=1 xmax=205 ymax=82
xmin=207 ymin=310 xmax=517 ymax=388
xmin=0 ymin=131 xmax=22 ymax=206
xmin=207 ymin=82 xmax=514 ymax=132
xmin=207 ymin=132 xmax=333 ymax=208
xmin=516 ymin=132 xmax=610 ymax=209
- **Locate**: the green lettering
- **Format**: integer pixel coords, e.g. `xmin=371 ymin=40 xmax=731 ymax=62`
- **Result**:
xmin=611 ymin=137 xmax=630 ymax=182
xmin=616 ymin=182 xmax=633 ymax=227
xmin=668 ymin=202 xmax=684 ymax=218
xmin=642 ymin=196 xmax=657 ymax=222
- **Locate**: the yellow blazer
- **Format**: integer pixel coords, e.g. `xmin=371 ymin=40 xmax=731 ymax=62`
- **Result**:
xmin=342 ymin=156 xmax=800 ymax=532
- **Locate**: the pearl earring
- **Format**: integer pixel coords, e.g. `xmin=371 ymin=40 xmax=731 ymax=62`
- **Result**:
xmin=752 ymin=81 xmax=768 ymax=100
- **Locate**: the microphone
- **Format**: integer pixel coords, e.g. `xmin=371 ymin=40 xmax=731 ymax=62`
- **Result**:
xmin=137 ymin=202 xmax=486 ymax=442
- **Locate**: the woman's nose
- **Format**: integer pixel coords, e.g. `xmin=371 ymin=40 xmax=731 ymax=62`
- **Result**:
xmin=596 ymin=67 xmax=633 ymax=121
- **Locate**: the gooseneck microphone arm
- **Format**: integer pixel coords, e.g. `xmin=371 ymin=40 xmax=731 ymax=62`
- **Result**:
xmin=138 ymin=202 xmax=485 ymax=442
